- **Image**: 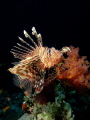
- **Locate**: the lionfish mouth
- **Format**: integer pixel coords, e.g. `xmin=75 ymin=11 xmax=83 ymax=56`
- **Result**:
xmin=8 ymin=27 xmax=71 ymax=94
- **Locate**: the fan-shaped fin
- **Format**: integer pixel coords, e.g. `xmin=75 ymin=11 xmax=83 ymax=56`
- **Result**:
xmin=13 ymin=75 xmax=32 ymax=94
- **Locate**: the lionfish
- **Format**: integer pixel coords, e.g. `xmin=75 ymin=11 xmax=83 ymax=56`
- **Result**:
xmin=8 ymin=27 xmax=71 ymax=93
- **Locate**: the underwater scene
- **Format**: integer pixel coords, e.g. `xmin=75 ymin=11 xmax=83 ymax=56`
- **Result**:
xmin=0 ymin=0 xmax=90 ymax=120
xmin=1 ymin=27 xmax=90 ymax=120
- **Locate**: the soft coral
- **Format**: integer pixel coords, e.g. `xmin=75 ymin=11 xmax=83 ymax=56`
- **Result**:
xmin=56 ymin=46 xmax=90 ymax=92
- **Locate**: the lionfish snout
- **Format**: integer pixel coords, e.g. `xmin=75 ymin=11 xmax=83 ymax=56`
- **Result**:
xmin=8 ymin=27 xmax=71 ymax=94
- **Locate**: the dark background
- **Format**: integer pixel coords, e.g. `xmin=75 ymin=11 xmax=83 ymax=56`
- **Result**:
xmin=0 ymin=0 xmax=90 ymax=91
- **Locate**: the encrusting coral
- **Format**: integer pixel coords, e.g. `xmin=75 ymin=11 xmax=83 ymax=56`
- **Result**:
xmin=8 ymin=27 xmax=90 ymax=120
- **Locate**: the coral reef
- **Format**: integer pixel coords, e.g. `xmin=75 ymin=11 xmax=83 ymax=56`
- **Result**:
xmin=23 ymin=80 xmax=75 ymax=120
xmin=8 ymin=27 xmax=90 ymax=120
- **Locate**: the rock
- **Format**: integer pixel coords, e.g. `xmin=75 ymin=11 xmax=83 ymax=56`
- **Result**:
xmin=18 ymin=113 xmax=30 ymax=120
